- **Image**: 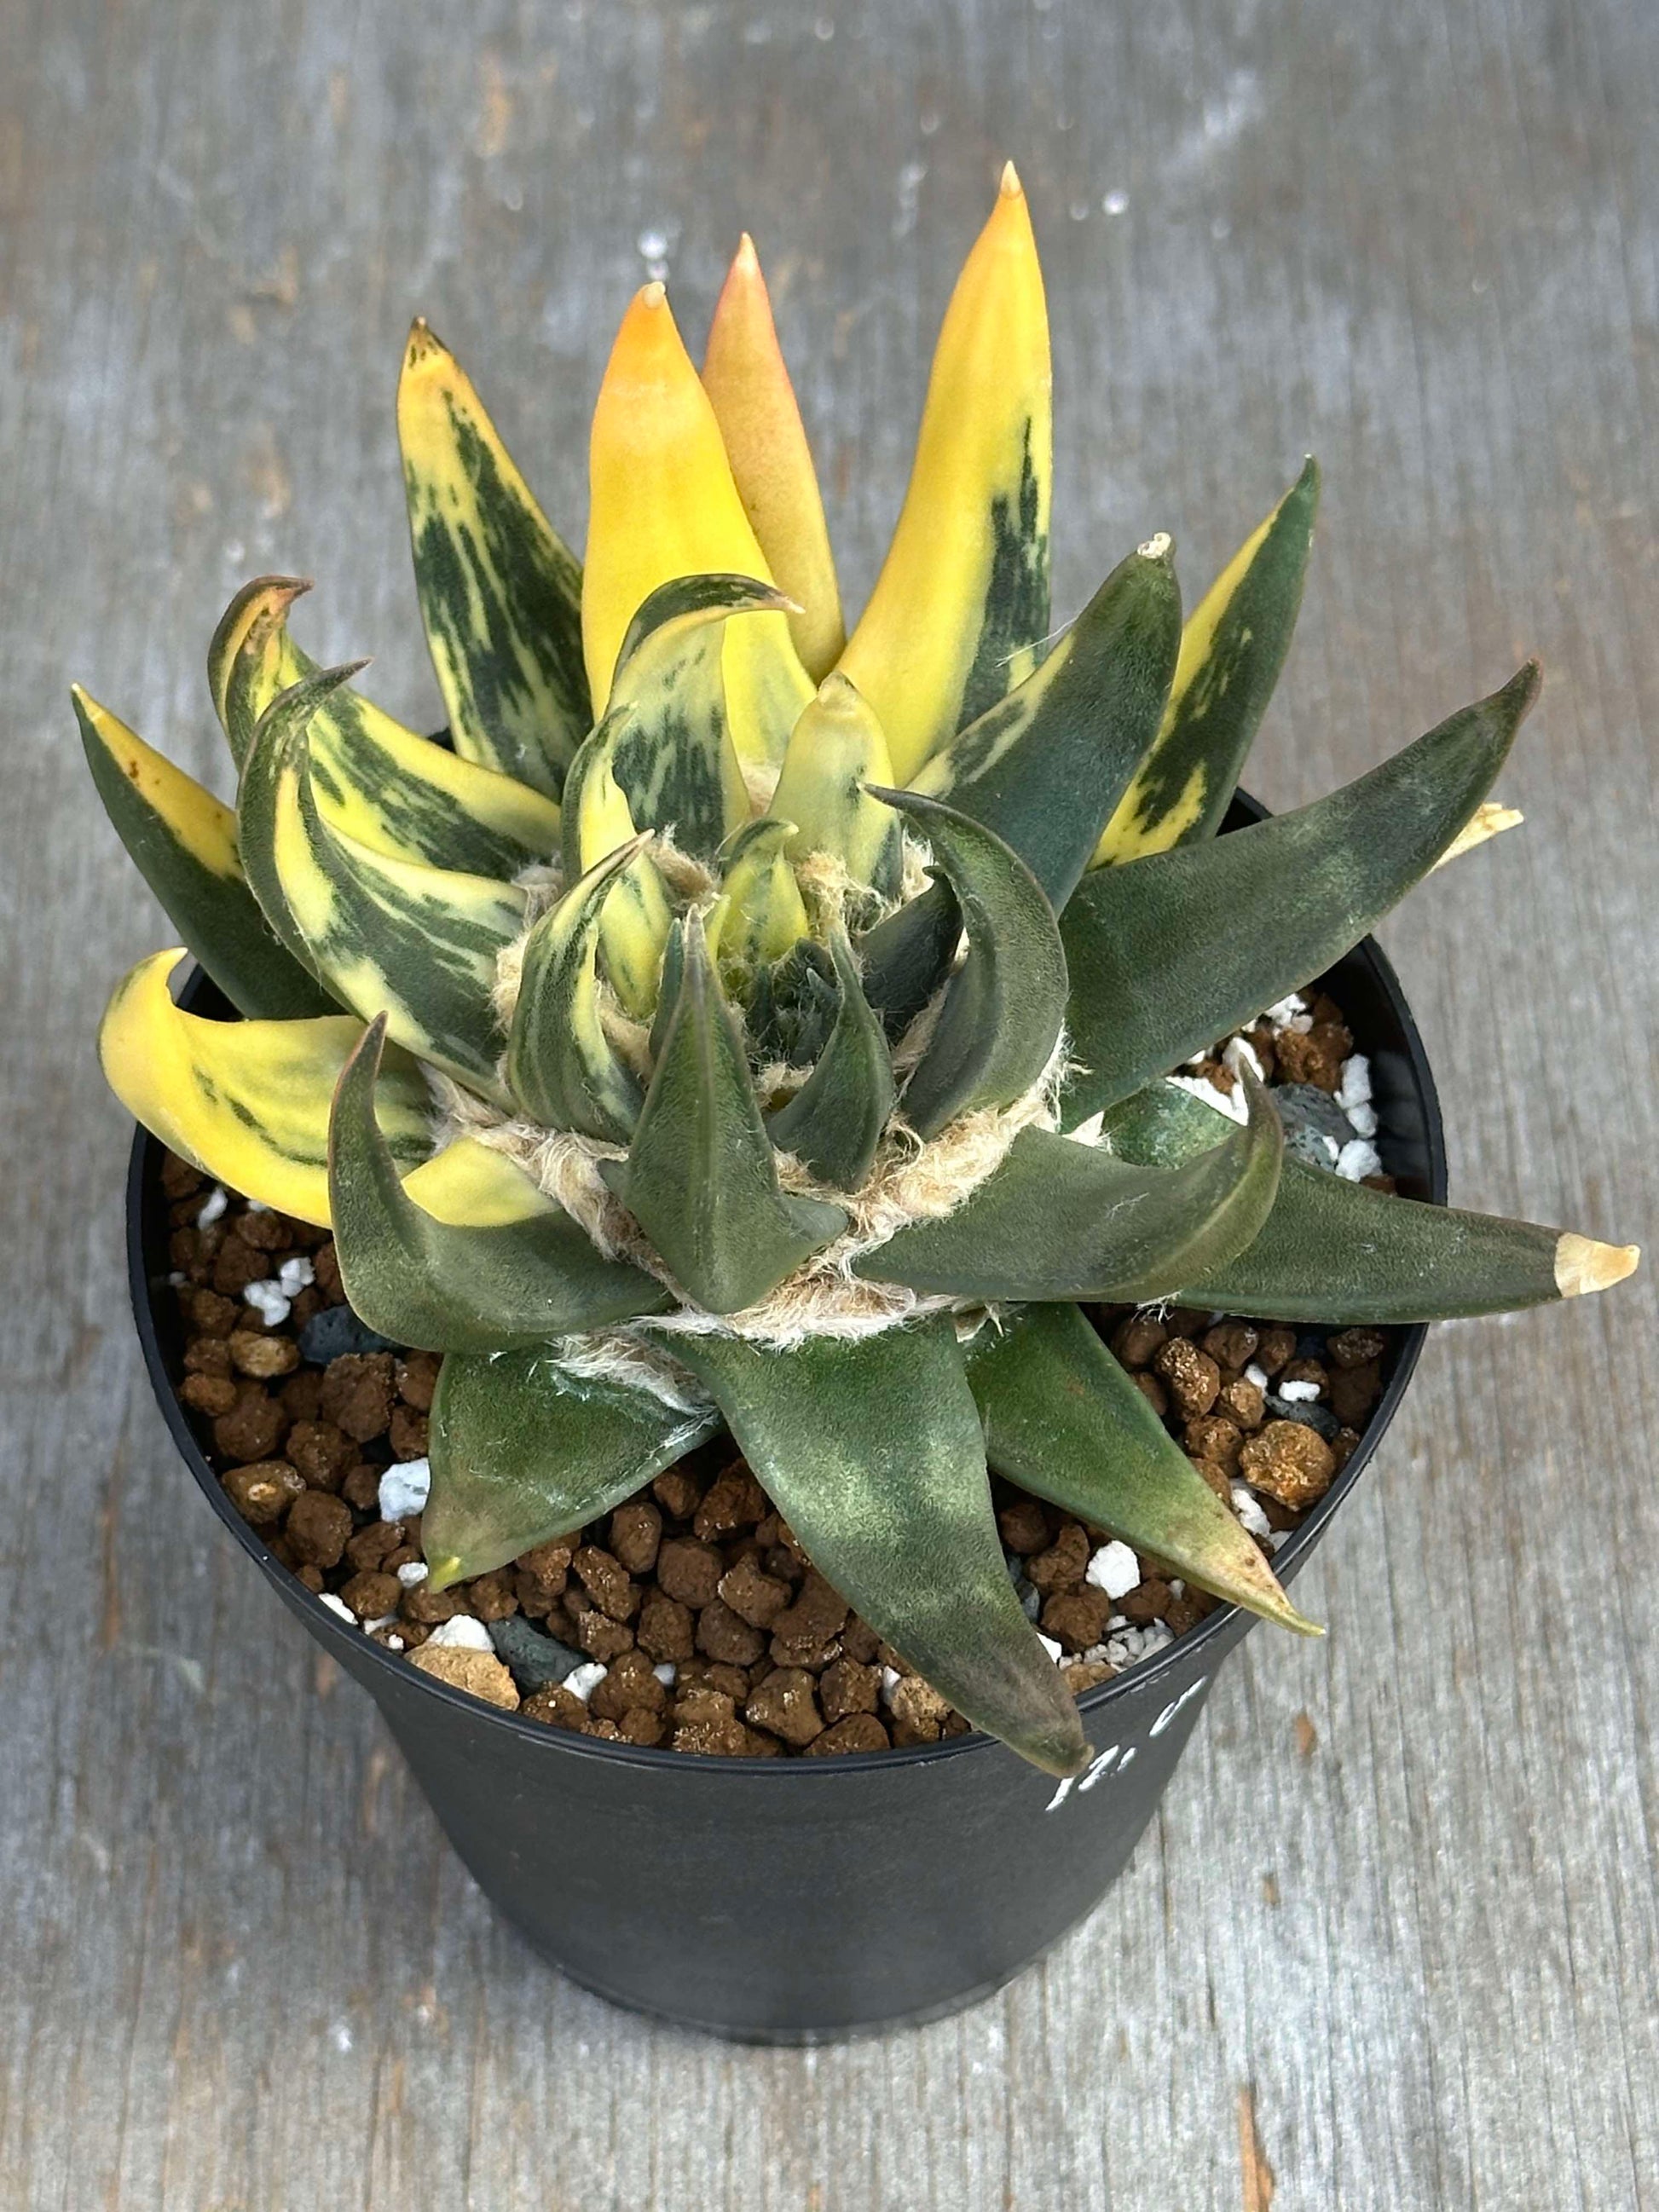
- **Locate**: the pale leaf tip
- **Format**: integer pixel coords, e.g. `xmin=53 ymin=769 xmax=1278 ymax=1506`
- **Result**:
xmin=639 ymin=278 xmax=668 ymax=310
xmin=998 ymin=158 xmax=1023 ymax=199
xmin=734 ymin=229 xmax=760 ymax=272
xmin=1554 ymin=1234 xmax=1640 ymax=1297
xmin=1137 ymin=529 xmax=1175 ymax=563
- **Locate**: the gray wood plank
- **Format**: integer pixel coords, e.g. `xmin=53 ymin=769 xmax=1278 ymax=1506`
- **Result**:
xmin=1 ymin=0 xmax=1654 ymax=2204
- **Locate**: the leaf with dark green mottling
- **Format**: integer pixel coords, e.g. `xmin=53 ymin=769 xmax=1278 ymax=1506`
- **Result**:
xmin=671 ymin=1320 xmax=1088 ymax=1777
xmin=506 ymin=838 xmax=649 ymax=1141
xmin=425 ymin=1349 xmax=716 ymax=1587
xmin=966 ymin=1302 xmax=1317 ymax=1631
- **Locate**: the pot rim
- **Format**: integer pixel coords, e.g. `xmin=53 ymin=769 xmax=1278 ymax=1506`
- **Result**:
xmin=127 ymin=869 xmax=1447 ymax=1783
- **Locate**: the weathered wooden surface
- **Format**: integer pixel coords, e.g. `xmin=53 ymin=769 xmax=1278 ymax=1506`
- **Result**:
xmin=2 ymin=0 xmax=1655 ymax=2203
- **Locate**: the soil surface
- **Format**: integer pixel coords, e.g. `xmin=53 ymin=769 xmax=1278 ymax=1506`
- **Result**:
xmin=156 ymin=990 xmax=1395 ymax=1756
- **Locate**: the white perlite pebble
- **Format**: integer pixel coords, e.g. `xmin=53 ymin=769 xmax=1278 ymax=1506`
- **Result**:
xmin=195 ymin=1185 xmax=228 ymax=1228
xmin=1337 ymin=1138 xmax=1384 ymax=1182
xmin=1102 ymin=1621 xmax=1174 ymax=1669
xmin=425 ymin=1616 xmax=492 ymax=1651
xmin=1085 ymin=1540 xmax=1141 ymax=1602
xmin=378 ymin=1458 xmax=431 ymax=1522
xmin=564 ymin=1661 xmax=607 ymax=1704
xmin=246 ymin=1198 xmax=270 ymax=1214
xmin=319 ymin=1593 xmax=356 ymax=1625
xmin=1278 ymin=1377 xmax=1321 ymax=1403
xmin=1169 ymin=1071 xmax=1247 ymax=1123
xmin=1038 ymin=1633 xmax=1064 ymax=1665
xmin=1222 ymin=1033 xmax=1264 ymax=1083
xmin=1231 ymin=1483 xmax=1272 ymax=1538
xmin=1263 ymin=993 xmax=1306 ymax=1028
xmin=276 ymin=1254 xmax=314 ymax=1297
xmin=1245 ymin=1361 xmax=1269 ymax=1389
xmin=242 ymin=1279 xmax=292 ymax=1326
xmin=652 ymin=1662 xmax=676 ymax=1688
xmin=1345 ymin=1100 xmax=1379 ymax=1137
xmin=1336 ymin=1054 xmax=1373 ymax=1109
xmin=396 ymin=1561 xmax=429 ymax=1587
xmin=880 ymin=1665 xmax=902 ymax=1705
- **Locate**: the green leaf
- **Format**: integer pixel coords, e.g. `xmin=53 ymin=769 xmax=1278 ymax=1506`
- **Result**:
xmin=605 ymin=574 xmax=783 ymax=859
xmin=425 ymin=1349 xmax=717 ymax=1586
xmin=965 ymin=1302 xmax=1318 ymax=1632
xmin=769 ymin=671 xmax=904 ymax=901
xmin=1061 ymin=662 xmax=1542 ymax=1119
xmin=1102 ymin=1077 xmax=1639 ymax=1320
xmin=601 ymin=913 xmax=847 ymax=1313
xmin=329 ymin=1017 xmax=670 ymax=1352
xmin=909 ymin=534 xmax=1181 ymax=908
xmin=853 ymin=878 xmax=961 ymax=1042
xmin=559 ymin=708 xmax=675 ymax=1018
xmin=239 ymin=666 xmax=524 ymax=1100
xmin=670 ymin=1320 xmax=1088 ymax=1777
xmin=214 ymin=576 xmax=563 ymax=875
xmin=704 ymin=817 xmax=810 ymax=979
xmin=506 ymin=838 xmax=649 ymax=1142
xmin=766 ymin=923 xmax=895 ymax=1188
xmin=874 ymin=789 xmax=1067 ymax=1140
xmin=1095 ymin=460 xmax=1320 ymax=862
xmin=398 ymin=319 xmax=589 ymax=797
xmin=858 ymin=1071 xmax=1283 ymax=1301
xmin=75 ymin=685 xmax=332 ymax=1019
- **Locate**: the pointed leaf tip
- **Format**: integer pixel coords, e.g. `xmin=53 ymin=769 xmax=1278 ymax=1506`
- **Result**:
xmin=1553 ymin=1234 xmax=1640 ymax=1297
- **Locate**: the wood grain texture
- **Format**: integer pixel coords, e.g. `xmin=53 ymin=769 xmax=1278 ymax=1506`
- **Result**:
xmin=2 ymin=0 xmax=1655 ymax=2204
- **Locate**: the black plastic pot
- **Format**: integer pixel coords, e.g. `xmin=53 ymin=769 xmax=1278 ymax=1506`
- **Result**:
xmin=127 ymin=808 xmax=1447 ymax=2043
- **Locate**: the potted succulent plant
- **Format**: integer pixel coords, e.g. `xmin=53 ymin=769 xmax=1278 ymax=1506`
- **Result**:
xmin=89 ymin=167 xmax=1635 ymax=2040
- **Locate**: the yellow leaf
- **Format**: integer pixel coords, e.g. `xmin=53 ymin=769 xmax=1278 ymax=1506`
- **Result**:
xmin=98 ymin=949 xmax=431 ymax=1225
xmin=702 ymin=234 xmax=845 ymax=681
xmin=837 ymin=163 xmax=1052 ymax=782
xmin=584 ymin=282 xmax=811 ymax=762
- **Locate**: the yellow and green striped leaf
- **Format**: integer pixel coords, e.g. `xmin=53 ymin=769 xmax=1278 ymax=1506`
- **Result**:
xmin=966 ymin=1303 xmax=1316 ymax=1633
xmin=238 ymin=666 xmax=524 ymax=1100
xmin=583 ymin=281 xmax=812 ymax=764
xmin=702 ymin=233 xmax=846 ymax=681
xmin=671 ymin=1322 xmax=1088 ymax=1777
xmin=837 ymin=165 xmax=1052 ymax=783
xmin=506 ymin=838 xmax=649 ymax=1143
xmin=1095 ymin=460 xmax=1319 ymax=864
xmin=605 ymin=574 xmax=782 ymax=859
xmin=704 ymin=817 xmax=810 ymax=979
xmin=559 ymin=707 xmax=675 ymax=1019
xmin=425 ymin=1349 xmax=719 ymax=1588
xmin=600 ymin=913 xmax=846 ymax=1314
xmin=768 ymin=672 xmax=903 ymax=903
xmin=75 ymin=686 xmax=332 ymax=1020
xmin=909 ymin=534 xmax=1181 ymax=909
xmin=216 ymin=577 xmax=561 ymax=875
xmin=329 ymin=1018 xmax=668 ymax=1353
xmin=397 ymin=319 xmax=589 ymax=797
xmin=99 ymin=948 xmax=430 ymax=1225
